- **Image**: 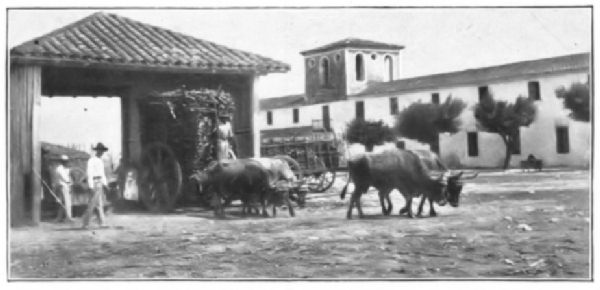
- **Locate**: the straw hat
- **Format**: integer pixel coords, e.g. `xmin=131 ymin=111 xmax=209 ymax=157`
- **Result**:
xmin=92 ymin=142 xmax=109 ymax=152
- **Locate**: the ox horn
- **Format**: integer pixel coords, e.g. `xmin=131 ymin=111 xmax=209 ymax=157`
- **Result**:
xmin=451 ymin=171 xmax=464 ymax=179
xmin=460 ymin=172 xmax=479 ymax=180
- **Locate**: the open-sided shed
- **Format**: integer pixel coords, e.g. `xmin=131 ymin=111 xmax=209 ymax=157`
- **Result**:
xmin=9 ymin=12 xmax=289 ymax=226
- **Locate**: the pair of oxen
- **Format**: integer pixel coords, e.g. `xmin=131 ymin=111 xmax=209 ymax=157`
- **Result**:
xmin=191 ymin=157 xmax=303 ymax=218
xmin=341 ymin=149 xmax=478 ymax=219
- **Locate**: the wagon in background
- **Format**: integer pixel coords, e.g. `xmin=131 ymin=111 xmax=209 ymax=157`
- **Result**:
xmin=40 ymin=142 xmax=116 ymax=217
xmin=260 ymin=122 xmax=342 ymax=193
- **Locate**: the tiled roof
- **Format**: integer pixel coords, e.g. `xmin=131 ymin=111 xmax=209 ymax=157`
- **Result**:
xmin=260 ymin=94 xmax=307 ymax=110
xmin=11 ymin=12 xmax=290 ymax=74
xmin=300 ymin=38 xmax=404 ymax=55
xmin=357 ymin=52 xmax=590 ymax=96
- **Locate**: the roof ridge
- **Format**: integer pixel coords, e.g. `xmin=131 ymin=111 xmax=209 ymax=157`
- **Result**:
xmin=300 ymin=37 xmax=404 ymax=55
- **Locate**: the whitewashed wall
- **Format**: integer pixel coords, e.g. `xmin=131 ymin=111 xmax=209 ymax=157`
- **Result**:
xmin=259 ymin=70 xmax=590 ymax=168
xmin=345 ymin=48 xmax=401 ymax=95
xmin=438 ymin=71 xmax=590 ymax=168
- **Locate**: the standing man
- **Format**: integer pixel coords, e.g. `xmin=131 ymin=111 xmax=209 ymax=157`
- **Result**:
xmin=82 ymin=142 xmax=109 ymax=228
xmin=54 ymin=155 xmax=73 ymax=222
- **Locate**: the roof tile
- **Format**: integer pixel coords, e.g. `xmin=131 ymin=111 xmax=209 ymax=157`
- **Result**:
xmin=358 ymin=52 xmax=590 ymax=96
xmin=301 ymin=37 xmax=404 ymax=55
xmin=11 ymin=12 xmax=290 ymax=74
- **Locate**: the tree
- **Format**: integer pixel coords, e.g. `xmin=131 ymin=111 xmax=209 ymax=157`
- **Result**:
xmin=394 ymin=96 xmax=467 ymax=153
xmin=555 ymin=82 xmax=590 ymax=122
xmin=474 ymin=93 xmax=537 ymax=169
xmin=345 ymin=119 xmax=395 ymax=152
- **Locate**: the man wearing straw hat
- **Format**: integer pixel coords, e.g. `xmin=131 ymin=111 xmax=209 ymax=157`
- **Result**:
xmin=82 ymin=142 xmax=109 ymax=228
xmin=54 ymin=154 xmax=74 ymax=222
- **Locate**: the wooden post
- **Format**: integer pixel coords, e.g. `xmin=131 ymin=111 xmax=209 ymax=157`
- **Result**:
xmin=121 ymin=95 xmax=130 ymax=162
xmin=10 ymin=64 xmax=41 ymax=225
xmin=251 ymin=74 xmax=261 ymax=157
xmin=31 ymin=84 xmax=42 ymax=224
xmin=125 ymin=92 xmax=142 ymax=163
xmin=10 ymin=66 xmax=25 ymax=225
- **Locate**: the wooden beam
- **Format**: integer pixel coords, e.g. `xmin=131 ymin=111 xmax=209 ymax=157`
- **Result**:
xmin=121 ymin=95 xmax=130 ymax=162
xmin=251 ymin=74 xmax=261 ymax=157
xmin=11 ymin=56 xmax=285 ymax=76
xmin=126 ymin=90 xmax=142 ymax=162
xmin=10 ymin=64 xmax=42 ymax=225
xmin=31 ymin=76 xmax=42 ymax=224
xmin=9 ymin=66 xmax=24 ymax=225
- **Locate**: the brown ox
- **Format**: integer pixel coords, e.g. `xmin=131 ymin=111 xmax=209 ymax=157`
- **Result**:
xmin=410 ymin=150 xmax=478 ymax=217
xmin=340 ymin=149 xmax=449 ymax=219
xmin=192 ymin=159 xmax=271 ymax=218
xmin=250 ymin=157 xmax=297 ymax=217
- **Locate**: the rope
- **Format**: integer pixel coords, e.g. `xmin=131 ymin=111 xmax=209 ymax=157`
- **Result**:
xmin=31 ymin=169 xmax=68 ymax=212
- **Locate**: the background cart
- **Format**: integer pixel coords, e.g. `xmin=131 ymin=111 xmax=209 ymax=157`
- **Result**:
xmin=40 ymin=142 xmax=116 ymax=217
xmin=260 ymin=126 xmax=341 ymax=193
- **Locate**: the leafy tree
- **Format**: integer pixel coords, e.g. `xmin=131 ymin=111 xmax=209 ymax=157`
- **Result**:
xmin=474 ymin=93 xmax=537 ymax=169
xmin=394 ymin=96 xmax=467 ymax=153
xmin=345 ymin=119 xmax=395 ymax=152
xmin=555 ymin=82 xmax=590 ymax=122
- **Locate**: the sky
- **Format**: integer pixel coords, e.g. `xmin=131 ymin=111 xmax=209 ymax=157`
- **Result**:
xmin=39 ymin=97 xmax=122 ymax=162
xmin=7 ymin=7 xmax=592 ymax=158
xmin=8 ymin=8 xmax=591 ymax=98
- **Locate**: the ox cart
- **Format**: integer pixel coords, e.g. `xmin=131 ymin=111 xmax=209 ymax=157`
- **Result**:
xmin=115 ymin=87 xmax=236 ymax=212
xmin=260 ymin=129 xmax=341 ymax=193
xmin=41 ymin=88 xmax=239 ymax=215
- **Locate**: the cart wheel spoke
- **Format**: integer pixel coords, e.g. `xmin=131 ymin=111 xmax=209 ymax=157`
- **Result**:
xmin=139 ymin=142 xmax=182 ymax=212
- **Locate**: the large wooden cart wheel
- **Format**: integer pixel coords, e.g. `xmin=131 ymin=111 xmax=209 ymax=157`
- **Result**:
xmin=139 ymin=142 xmax=182 ymax=212
xmin=306 ymin=157 xmax=336 ymax=193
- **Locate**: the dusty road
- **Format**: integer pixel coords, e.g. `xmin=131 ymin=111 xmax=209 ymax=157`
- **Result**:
xmin=10 ymin=169 xmax=590 ymax=279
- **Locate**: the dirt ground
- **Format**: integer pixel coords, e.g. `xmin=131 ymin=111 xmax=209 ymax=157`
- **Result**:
xmin=9 ymin=169 xmax=591 ymax=279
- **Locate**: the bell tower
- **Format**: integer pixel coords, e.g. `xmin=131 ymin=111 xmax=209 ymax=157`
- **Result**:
xmin=300 ymin=38 xmax=404 ymax=102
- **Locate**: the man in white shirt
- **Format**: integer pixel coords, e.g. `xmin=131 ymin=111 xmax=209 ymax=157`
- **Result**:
xmin=87 ymin=147 xmax=108 ymax=189
xmin=82 ymin=142 xmax=109 ymax=228
xmin=54 ymin=155 xmax=73 ymax=222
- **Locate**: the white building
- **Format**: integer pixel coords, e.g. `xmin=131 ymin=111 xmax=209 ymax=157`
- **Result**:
xmin=258 ymin=38 xmax=591 ymax=168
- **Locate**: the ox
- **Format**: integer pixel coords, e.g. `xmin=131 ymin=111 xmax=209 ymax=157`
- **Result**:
xmin=254 ymin=155 xmax=307 ymax=208
xmin=250 ymin=157 xmax=297 ymax=217
xmin=192 ymin=159 xmax=272 ymax=218
xmin=340 ymin=149 xmax=449 ymax=219
xmin=410 ymin=150 xmax=478 ymax=217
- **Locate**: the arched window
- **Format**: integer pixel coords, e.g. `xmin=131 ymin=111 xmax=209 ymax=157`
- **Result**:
xmin=355 ymin=54 xmax=365 ymax=81
xmin=384 ymin=56 xmax=393 ymax=82
xmin=319 ymin=57 xmax=330 ymax=87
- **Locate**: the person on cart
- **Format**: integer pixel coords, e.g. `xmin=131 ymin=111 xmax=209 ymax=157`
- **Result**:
xmin=82 ymin=142 xmax=109 ymax=228
xmin=54 ymin=154 xmax=74 ymax=223
xmin=217 ymin=115 xmax=237 ymax=160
